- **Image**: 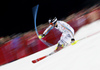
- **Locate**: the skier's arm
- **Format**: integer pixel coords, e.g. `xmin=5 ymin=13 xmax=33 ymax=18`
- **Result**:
xmin=43 ymin=25 xmax=53 ymax=35
xmin=38 ymin=25 xmax=53 ymax=39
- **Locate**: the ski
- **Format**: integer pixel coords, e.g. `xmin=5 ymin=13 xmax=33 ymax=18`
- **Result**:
xmin=32 ymin=43 xmax=72 ymax=63
xmin=32 ymin=43 xmax=71 ymax=63
xmin=32 ymin=51 xmax=55 ymax=63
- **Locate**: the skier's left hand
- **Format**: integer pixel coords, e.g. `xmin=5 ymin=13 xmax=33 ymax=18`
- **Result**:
xmin=38 ymin=34 xmax=45 ymax=39
xmin=71 ymin=40 xmax=79 ymax=45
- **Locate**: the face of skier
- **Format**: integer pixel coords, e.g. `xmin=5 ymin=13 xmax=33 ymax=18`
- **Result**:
xmin=50 ymin=22 xmax=57 ymax=27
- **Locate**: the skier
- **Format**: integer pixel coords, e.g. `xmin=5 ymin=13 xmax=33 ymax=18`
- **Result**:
xmin=38 ymin=17 xmax=78 ymax=52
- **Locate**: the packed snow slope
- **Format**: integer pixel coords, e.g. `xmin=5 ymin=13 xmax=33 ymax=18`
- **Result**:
xmin=0 ymin=20 xmax=100 ymax=70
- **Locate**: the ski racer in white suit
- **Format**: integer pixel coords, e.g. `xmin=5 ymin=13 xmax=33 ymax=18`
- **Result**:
xmin=38 ymin=17 xmax=78 ymax=52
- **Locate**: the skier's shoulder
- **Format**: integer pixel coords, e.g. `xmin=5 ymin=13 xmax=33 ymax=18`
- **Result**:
xmin=57 ymin=20 xmax=68 ymax=25
xmin=57 ymin=20 xmax=65 ymax=23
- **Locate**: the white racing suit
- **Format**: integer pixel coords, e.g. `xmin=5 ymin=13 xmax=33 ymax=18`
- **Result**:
xmin=43 ymin=21 xmax=74 ymax=47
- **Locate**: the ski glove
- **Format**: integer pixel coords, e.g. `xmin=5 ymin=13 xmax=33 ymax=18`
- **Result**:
xmin=71 ymin=40 xmax=79 ymax=45
xmin=38 ymin=34 xmax=45 ymax=39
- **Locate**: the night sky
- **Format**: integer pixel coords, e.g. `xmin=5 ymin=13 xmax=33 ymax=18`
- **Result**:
xmin=0 ymin=0 xmax=100 ymax=37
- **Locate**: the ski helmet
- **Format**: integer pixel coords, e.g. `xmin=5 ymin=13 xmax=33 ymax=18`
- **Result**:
xmin=49 ymin=17 xmax=57 ymax=25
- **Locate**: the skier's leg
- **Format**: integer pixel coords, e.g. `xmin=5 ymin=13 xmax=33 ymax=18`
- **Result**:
xmin=54 ymin=43 xmax=64 ymax=52
xmin=54 ymin=33 xmax=72 ymax=52
xmin=54 ymin=33 xmax=66 ymax=52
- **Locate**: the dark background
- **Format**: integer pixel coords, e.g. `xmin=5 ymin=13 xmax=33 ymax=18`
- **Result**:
xmin=0 ymin=0 xmax=100 ymax=37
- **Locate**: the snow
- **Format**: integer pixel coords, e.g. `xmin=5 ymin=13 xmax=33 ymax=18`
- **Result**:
xmin=0 ymin=20 xmax=100 ymax=70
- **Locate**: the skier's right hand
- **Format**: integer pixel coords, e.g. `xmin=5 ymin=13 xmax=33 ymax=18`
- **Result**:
xmin=38 ymin=34 xmax=45 ymax=39
xmin=71 ymin=40 xmax=79 ymax=45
